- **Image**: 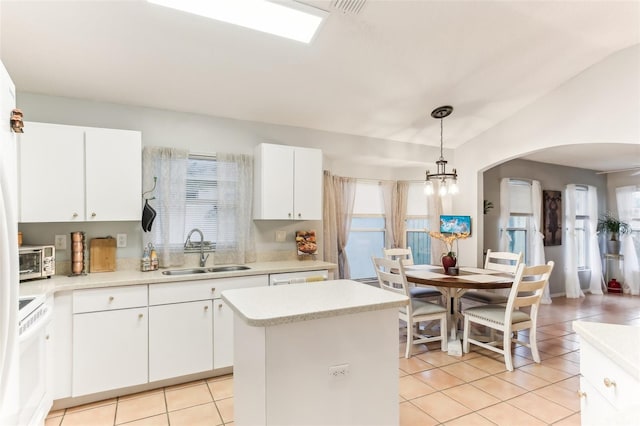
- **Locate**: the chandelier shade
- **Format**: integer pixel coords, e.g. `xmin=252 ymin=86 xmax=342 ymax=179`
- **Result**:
xmin=424 ymin=105 xmax=458 ymax=196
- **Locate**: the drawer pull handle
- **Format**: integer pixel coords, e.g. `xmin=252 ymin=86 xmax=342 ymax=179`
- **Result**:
xmin=577 ymin=390 xmax=587 ymax=398
xmin=138 ymin=314 xmax=144 ymax=319
xmin=91 ymin=212 xmax=96 ymax=217
xmin=218 ymin=303 xmax=223 ymax=309
xmin=109 ymin=296 xmax=114 ymax=302
xmin=204 ymin=306 xmax=209 ymax=311
xmin=211 ymin=288 xmax=216 ymax=293
xmin=603 ymin=378 xmax=616 ymax=388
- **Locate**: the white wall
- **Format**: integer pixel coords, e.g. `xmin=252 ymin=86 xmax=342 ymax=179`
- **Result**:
xmin=454 ymin=44 xmax=640 ymax=266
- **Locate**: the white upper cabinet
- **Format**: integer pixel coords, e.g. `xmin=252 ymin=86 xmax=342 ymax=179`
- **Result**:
xmin=254 ymin=143 xmax=322 ymax=220
xmin=19 ymin=122 xmax=141 ymax=222
xmin=84 ymin=127 xmax=141 ymax=221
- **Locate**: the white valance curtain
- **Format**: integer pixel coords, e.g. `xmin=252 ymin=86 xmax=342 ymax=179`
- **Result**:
xmin=564 ymin=184 xmax=584 ymax=298
xmin=616 ymin=186 xmax=640 ymax=295
xmin=587 ymin=186 xmax=604 ymax=294
xmin=214 ymin=153 xmax=256 ymax=265
xmin=142 ymin=146 xmax=188 ymax=267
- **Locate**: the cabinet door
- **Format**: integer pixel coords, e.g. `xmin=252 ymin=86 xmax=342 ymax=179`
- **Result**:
xmin=72 ymin=307 xmax=148 ymax=396
xmin=19 ymin=122 xmax=85 ymax=222
xmin=85 ymin=128 xmax=141 ymax=221
xmin=149 ymin=300 xmax=213 ymax=382
xmin=254 ymin=144 xmax=294 ymax=219
xmin=293 ymin=147 xmax=322 ymax=220
xmin=213 ymin=298 xmax=234 ymax=369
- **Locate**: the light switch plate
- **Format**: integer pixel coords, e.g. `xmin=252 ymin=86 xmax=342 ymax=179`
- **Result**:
xmin=55 ymin=235 xmax=67 ymax=250
xmin=275 ymin=230 xmax=287 ymax=242
xmin=117 ymin=233 xmax=127 ymax=248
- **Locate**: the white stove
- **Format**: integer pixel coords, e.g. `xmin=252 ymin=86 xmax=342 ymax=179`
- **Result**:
xmin=18 ymin=294 xmax=47 ymax=335
xmin=18 ymin=294 xmax=52 ymax=426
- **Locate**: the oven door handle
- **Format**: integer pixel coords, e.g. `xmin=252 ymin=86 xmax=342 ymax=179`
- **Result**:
xmin=19 ymin=269 xmax=34 ymax=274
xmin=19 ymin=308 xmax=52 ymax=344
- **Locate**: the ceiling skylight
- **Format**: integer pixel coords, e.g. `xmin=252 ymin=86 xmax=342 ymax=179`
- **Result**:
xmin=148 ymin=0 xmax=328 ymax=43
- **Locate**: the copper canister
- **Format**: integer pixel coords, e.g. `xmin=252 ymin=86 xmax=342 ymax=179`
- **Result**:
xmin=70 ymin=231 xmax=86 ymax=275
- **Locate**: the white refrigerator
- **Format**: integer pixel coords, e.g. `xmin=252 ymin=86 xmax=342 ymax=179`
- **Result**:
xmin=0 ymin=59 xmax=20 ymax=425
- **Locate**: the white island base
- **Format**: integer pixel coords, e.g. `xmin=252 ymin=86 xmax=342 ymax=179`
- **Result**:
xmin=222 ymin=280 xmax=408 ymax=426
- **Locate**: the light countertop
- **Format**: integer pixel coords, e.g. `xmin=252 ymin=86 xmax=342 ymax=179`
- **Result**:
xmin=573 ymin=321 xmax=640 ymax=381
xmin=19 ymin=260 xmax=337 ymax=297
xmin=222 ymin=279 xmax=409 ymax=327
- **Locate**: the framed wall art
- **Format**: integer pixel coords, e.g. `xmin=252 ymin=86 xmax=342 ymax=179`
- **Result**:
xmin=543 ymin=190 xmax=562 ymax=246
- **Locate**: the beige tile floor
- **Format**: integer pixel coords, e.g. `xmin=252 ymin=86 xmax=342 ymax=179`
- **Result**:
xmin=45 ymin=293 xmax=640 ymax=426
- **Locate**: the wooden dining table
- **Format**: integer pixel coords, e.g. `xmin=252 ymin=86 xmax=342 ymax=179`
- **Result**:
xmin=404 ymin=265 xmax=514 ymax=347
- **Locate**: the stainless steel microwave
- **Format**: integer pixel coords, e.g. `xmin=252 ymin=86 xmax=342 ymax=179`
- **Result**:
xmin=19 ymin=245 xmax=55 ymax=281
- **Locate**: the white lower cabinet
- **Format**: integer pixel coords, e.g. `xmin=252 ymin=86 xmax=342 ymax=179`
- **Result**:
xmin=61 ymin=274 xmax=270 ymax=399
xmin=149 ymin=300 xmax=213 ymax=382
xmin=72 ymin=285 xmax=148 ymax=397
xmin=72 ymin=307 xmax=148 ymax=397
xmin=213 ymin=298 xmax=234 ymax=369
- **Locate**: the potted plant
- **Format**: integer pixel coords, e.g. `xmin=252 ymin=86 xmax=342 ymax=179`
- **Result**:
xmin=597 ymin=212 xmax=630 ymax=254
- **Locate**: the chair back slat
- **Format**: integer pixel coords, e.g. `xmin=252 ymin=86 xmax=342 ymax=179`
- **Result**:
xmin=383 ymin=247 xmax=414 ymax=266
xmin=372 ymin=257 xmax=411 ymax=298
xmin=506 ymin=261 xmax=554 ymax=312
xmin=484 ymin=249 xmax=523 ymax=274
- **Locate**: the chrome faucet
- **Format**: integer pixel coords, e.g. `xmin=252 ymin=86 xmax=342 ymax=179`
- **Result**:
xmin=185 ymin=228 xmax=209 ymax=267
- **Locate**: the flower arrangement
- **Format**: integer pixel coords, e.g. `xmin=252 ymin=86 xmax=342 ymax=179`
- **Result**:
xmin=428 ymin=231 xmax=470 ymax=257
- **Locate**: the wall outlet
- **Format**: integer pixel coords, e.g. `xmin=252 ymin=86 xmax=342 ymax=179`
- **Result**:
xmin=54 ymin=235 xmax=67 ymax=250
xmin=328 ymin=364 xmax=350 ymax=379
xmin=275 ymin=230 xmax=287 ymax=242
xmin=117 ymin=233 xmax=127 ymax=248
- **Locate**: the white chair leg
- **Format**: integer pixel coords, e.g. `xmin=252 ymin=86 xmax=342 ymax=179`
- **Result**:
xmin=405 ymin=322 xmax=413 ymax=359
xmin=530 ymin=326 xmax=540 ymax=363
xmin=440 ymin=314 xmax=448 ymax=351
xmin=462 ymin=316 xmax=470 ymax=353
xmin=503 ymin=328 xmax=513 ymax=371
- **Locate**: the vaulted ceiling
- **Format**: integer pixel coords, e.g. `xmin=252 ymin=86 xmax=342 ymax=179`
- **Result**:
xmin=1 ymin=0 xmax=638 ymax=171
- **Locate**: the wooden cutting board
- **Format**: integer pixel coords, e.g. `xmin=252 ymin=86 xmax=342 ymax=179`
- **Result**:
xmin=89 ymin=237 xmax=116 ymax=272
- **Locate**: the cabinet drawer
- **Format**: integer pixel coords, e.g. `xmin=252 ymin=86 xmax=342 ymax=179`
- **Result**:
xmin=149 ymin=280 xmax=216 ymax=305
xmin=208 ymin=275 xmax=268 ymax=299
xmin=581 ymin=339 xmax=640 ymax=409
xmin=73 ymin=285 xmax=148 ymax=313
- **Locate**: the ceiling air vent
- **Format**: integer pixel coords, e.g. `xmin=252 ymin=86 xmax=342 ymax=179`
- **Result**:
xmin=331 ymin=0 xmax=366 ymax=15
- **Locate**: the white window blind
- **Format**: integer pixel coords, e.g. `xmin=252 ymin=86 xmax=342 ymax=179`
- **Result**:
xmin=509 ymin=180 xmax=532 ymax=214
xmin=184 ymin=155 xmax=237 ymax=250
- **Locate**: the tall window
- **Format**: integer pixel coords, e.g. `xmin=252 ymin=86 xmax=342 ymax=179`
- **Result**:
xmin=506 ymin=179 xmax=533 ymax=262
xmin=406 ymin=182 xmax=431 ymax=264
xmin=183 ymin=155 xmax=237 ymax=252
xmin=345 ymin=182 xmax=385 ymax=279
xmin=574 ymin=186 xmax=589 ymax=269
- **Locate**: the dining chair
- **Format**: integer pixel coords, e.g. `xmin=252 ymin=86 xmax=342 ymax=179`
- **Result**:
xmin=383 ymin=247 xmax=443 ymax=304
xmin=372 ymin=257 xmax=447 ymax=358
xmin=461 ymin=250 xmax=523 ymax=306
xmin=462 ymin=261 xmax=554 ymax=371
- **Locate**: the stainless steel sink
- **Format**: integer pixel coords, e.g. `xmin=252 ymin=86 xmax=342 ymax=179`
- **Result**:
xmin=207 ymin=265 xmax=251 ymax=273
xmin=162 ymin=268 xmax=208 ymax=276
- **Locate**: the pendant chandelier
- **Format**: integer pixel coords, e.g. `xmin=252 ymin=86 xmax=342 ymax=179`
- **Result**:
xmin=424 ymin=105 xmax=458 ymax=196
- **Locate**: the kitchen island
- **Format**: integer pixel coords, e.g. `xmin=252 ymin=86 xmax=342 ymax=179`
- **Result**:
xmin=222 ymin=279 xmax=408 ymax=426
xmin=573 ymin=321 xmax=640 ymax=425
